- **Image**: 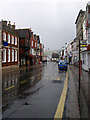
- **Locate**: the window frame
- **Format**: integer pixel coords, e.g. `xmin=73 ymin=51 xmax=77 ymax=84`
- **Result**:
xmin=8 ymin=49 xmax=10 ymax=62
xmin=12 ymin=49 xmax=14 ymax=62
xmin=3 ymin=48 xmax=6 ymax=63
xmin=8 ymin=34 xmax=10 ymax=44
xmin=15 ymin=37 xmax=17 ymax=45
xmin=11 ymin=35 xmax=14 ymax=44
xmin=15 ymin=50 xmax=17 ymax=62
xmin=3 ymin=32 xmax=6 ymax=41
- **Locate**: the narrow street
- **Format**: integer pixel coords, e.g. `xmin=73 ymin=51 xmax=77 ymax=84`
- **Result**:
xmin=2 ymin=62 xmax=67 ymax=119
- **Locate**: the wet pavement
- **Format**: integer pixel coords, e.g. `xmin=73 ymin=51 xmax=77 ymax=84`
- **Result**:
xmin=2 ymin=62 xmax=67 ymax=119
xmin=69 ymin=65 xmax=89 ymax=119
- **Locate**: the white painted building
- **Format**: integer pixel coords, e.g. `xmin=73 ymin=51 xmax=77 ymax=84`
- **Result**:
xmin=81 ymin=2 xmax=90 ymax=71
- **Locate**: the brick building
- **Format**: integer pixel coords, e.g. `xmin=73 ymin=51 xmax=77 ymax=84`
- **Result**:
xmin=0 ymin=20 xmax=19 ymax=69
xmin=16 ymin=29 xmax=31 ymax=66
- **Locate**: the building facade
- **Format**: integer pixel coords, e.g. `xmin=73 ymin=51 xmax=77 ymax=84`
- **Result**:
xmin=86 ymin=2 xmax=90 ymax=71
xmin=75 ymin=9 xmax=85 ymax=64
xmin=0 ymin=20 xmax=19 ymax=69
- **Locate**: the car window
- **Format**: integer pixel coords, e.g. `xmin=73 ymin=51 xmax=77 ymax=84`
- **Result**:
xmin=60 ymin=62 xmax=66 ymax=65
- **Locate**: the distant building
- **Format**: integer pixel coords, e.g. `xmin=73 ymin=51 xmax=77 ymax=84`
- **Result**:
xmin=0 ymin=20 xmax=19 ymax=69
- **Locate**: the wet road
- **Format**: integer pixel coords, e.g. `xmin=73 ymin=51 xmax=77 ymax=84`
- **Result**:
xmin=2 ymin=62 xmax=67 ymax=119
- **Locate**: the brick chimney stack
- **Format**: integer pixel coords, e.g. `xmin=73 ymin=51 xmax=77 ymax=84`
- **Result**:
xmin=2 ymin=20 xmax=7 ymax=26
xmin=8 ymin=21 xmax=11 ymax=28
xmin=12 ymin=22 xmax=15 ymax=29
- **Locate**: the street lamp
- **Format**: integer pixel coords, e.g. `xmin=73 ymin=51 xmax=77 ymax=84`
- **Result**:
xmin=65 ymin=43 xmax=68 ymax=63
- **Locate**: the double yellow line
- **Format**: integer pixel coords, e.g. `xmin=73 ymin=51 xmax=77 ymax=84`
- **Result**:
xmin=5 ymin=80 xmax=27 ymax=91
xmin=54 ymin=71 xmax=68 ymax=119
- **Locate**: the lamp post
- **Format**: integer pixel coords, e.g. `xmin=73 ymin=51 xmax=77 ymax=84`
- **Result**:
xmin=79 ymin=39 xmax=81 ymax=92
xmin=65 ymin=43 xmax=67 ymax=63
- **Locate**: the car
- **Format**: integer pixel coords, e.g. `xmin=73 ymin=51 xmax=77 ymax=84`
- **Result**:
xmin=38 ymin=61 xmax=42 ymax=64
xmin=58 ymin=60 xmax=67 ymax=71
xmin=56 ymin=60 xmax=59 ymax=63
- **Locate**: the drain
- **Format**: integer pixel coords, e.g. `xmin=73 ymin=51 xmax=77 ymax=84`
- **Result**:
xmin=52 ymin=80 xmax=62 ymax=83
xmin=23 ymin=102 xmax=31 ymax=105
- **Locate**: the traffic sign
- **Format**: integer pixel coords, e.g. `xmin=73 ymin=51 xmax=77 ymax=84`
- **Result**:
xmin=80 ymin=45 xmax=87 ymax=47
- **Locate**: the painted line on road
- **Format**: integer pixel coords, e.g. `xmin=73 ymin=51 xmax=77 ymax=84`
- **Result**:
xmin=54 ymin=71 xmax=68 ymax=119
xmin=20 ymin=80 xmax=27 ymax=84
xmin=5 ymin=85 xmax=15 ymax=91
xmin=58 ymin=77 xmax=60 ymax=80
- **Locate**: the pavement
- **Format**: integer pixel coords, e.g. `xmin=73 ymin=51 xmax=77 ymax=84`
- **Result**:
xmin=63 ymin=65 xmax=80 ymax=119
xmin=69 ymin=64 xmax=89 ymax=119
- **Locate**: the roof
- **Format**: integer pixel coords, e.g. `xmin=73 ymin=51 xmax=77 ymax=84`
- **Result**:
xmin=75 ymin=9 xmax=85 ymax=24
xmin=16 ymin=29 xmax=31 ymax=38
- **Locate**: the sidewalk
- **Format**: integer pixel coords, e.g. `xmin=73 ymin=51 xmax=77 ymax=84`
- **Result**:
xmin=63 ymin=66 xmax=80 ymax=119
xmin=69 ymin=65 xmax=89 ymax=119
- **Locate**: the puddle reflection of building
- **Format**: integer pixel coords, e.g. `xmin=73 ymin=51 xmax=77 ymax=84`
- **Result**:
xmin=2 ymin=71 xmax=20 ymax=107
xmin=2 ymin=66 xmax=43 ymax=109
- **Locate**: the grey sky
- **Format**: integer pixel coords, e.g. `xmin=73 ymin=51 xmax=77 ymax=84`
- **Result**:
xmin=0 ymin=0 xmax=89 ymax=50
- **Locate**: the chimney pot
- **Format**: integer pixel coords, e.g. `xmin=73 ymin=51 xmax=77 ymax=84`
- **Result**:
xmin=8 ymin=21 xmax=11 ymax=28
xmin=12 ymin=25 xmax=15 ymax=29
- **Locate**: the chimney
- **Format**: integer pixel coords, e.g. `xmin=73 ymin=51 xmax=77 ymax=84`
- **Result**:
xmin=30 ymin=28 xmax=31 ymax=32
xmin=12 ymin=23 xmax=15 ymax=29
xmin=8 ymin=21 xmax=11 ymax=28
xmin=2 ymin=20 xmax=7 ymax=26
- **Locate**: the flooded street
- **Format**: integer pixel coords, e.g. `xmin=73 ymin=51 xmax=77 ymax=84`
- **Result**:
xmin=2 ymin=62 xmax=67 ymax=118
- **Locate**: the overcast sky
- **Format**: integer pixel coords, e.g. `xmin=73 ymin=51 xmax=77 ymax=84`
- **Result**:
xmin=0 ymin=0 xmax=89 ymax=50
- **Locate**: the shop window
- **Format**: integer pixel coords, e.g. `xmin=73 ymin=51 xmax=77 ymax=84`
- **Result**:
xmin=88 ymin=7 xmax=90 ymax=13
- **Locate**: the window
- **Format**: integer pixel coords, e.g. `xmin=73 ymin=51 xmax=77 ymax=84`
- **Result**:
xmin=15 ymin=50 xmax=17 ymax=62
xmin=32 ymin=41 xmax=33 ymax=46
xmin=35 ymin=42 xmax=36 ymax=47
xmin=11 ymin=36 xmax=14 ymax=44
xmin=88 ymin=7 xmax=90 ymax=13
xmin=8 ymin=49 xmax=10 ymax=62
xmin=3 ymin=32 xmax=6 ymax=41
xmin=3 ymin=48 xmax=6 ymax=63
xmin=15 ymin=37 xmax=17 ymax=45
xmin=12 ymin=49 xmax=14 ymax=62
xmin=8 ymin=34 xmax=10 ymax=43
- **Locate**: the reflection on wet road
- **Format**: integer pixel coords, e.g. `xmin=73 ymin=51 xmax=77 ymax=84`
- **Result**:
xmin=2 ymin=62 xmax=67 ymax=118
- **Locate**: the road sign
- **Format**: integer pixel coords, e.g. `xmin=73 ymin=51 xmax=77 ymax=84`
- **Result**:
xmin=80 ymin=45 xmax=87 ymax=47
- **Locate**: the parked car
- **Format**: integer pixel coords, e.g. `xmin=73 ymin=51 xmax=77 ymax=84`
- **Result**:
xmin=56 ymin=60 xmax=59 ymax=63
xmin=58 ymin=60 xmax=67 ymax=71
xmin=38 ymin=61 xmax=42 ymax=64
